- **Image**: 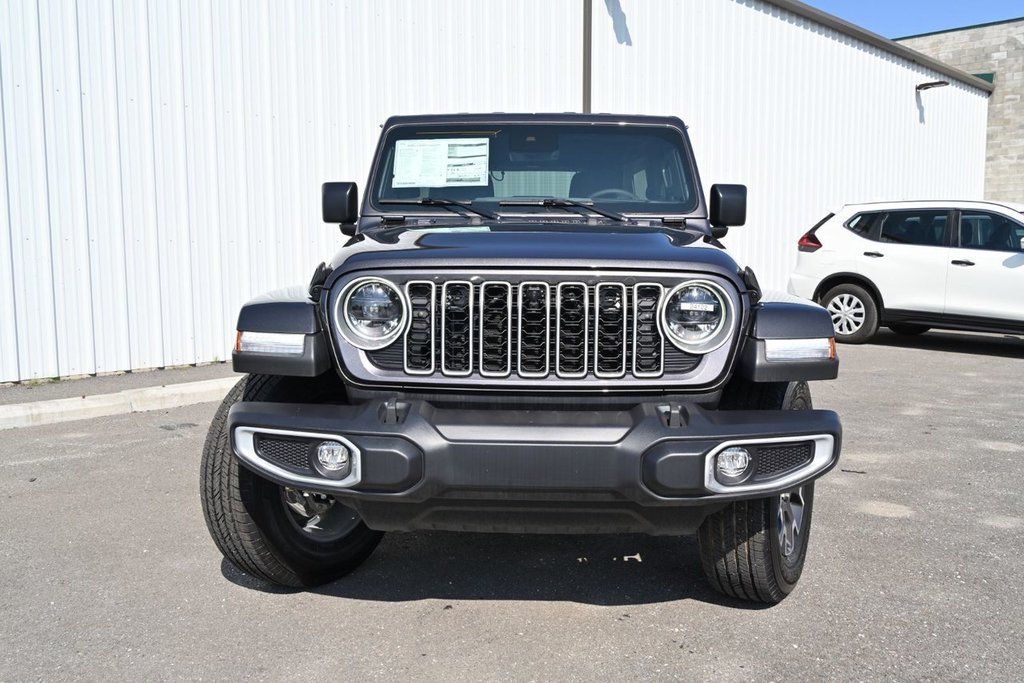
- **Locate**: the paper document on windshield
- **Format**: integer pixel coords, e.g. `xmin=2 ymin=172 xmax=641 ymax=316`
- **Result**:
xmin=393 ymin=138 xmax=490 ymax=188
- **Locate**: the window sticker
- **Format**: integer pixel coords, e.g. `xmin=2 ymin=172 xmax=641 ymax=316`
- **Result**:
xmin=393 ymin=138 xmax=490 ymax=188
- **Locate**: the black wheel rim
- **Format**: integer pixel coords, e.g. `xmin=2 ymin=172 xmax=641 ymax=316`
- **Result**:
xmin=281 ymin=487 xmax=361 ymax=542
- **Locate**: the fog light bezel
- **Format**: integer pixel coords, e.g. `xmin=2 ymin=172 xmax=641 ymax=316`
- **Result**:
xmin=703 ymin=435 xmax=836 ymax=495
xmin=233 ymin=426 xmax=361 ymax=490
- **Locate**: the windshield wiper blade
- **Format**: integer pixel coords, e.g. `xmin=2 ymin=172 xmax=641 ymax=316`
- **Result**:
xmin=498 ymin=198 xmax=627 ymax=222
xmin=379 ymin=197 xmax=497 ymax=220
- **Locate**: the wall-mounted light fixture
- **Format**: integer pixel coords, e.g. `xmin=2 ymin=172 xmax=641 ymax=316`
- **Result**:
xmin=916 ymin=80 xmax=949 ymax=92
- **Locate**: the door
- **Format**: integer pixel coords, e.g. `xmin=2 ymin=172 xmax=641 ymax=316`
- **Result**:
xmin=944 ymin=209 xmax=1024 ymax=324
xmin=854 ymin=209 xmax=952 ymax=314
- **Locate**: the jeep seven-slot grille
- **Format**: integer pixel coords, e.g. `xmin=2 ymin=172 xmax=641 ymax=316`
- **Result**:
xmin=382 ymin=281 xmax=699 ymax=380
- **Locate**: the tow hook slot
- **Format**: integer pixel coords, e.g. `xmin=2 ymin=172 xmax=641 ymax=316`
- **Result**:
xmin=659 ymin=403 xmax=688 ymax=428
xmin=379 ymin=398 xmax=410 ymax=425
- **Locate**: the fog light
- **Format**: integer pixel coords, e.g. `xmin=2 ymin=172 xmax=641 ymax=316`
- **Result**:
xmin=716 ymin=447 xmax=752 ymax=483
xmin=316 ymin=440 xmax=350 ymax=473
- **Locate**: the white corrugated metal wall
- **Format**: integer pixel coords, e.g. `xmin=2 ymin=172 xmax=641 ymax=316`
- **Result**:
xmin=0 ymin=0 xmax=582 ymax=382
xmin=591 ymin=0 xmax=989 ymax=287
xmin=0 ymin=0 xmax=987 ymax=382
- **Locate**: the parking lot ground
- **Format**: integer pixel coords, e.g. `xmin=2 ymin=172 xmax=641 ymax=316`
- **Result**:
xmin=2 ymin=330 xmax=1022 ymax=681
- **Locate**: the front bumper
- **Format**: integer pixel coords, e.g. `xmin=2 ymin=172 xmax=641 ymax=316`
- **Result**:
xmin=228 ymin=399 xmax=841 ymax=535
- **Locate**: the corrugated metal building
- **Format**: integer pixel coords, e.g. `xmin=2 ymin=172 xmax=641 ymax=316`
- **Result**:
xmin=0 ymin=0 xmax=992 ymax=382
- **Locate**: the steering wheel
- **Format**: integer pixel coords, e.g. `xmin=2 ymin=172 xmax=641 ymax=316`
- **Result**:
xmin=589 ymin=188 xmax=639 ymax=200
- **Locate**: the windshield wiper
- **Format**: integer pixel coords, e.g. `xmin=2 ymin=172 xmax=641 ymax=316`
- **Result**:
xmin=379 ymin=197 xmax=497 ymax=220
xmin=498 ymin=198 xmax=627 ymax=222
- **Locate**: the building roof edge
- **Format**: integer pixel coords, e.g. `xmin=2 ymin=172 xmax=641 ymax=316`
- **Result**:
xmin=765 ymin=0 xmax=996 ymax=94
xmin=894 ymin=15 xmax=1024 ymax=41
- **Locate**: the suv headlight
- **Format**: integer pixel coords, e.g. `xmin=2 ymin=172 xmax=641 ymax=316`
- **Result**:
xmin=661 ymin=281 xmax=732 ymax=354
xmin=335 ymin=277 xmax=408 ymax=350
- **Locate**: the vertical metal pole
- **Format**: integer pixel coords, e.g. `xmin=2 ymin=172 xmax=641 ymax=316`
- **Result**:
xmin=582 ymin=0 xmax=592 ymax=113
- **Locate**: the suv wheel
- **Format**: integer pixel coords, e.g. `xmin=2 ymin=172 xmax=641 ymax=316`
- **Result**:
xmin=821 ymin=283 xmax=878 ymax=344
xmin=700 ymin=381 xmax=817 ymax=604
xmin=200 ymin=374 xmax=384 ymax=588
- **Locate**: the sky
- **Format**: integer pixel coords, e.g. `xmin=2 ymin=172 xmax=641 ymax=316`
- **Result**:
xmin=803 ymin=0 xmax=1024 ymax=38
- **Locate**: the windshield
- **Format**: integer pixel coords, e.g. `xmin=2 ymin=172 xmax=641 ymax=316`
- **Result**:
xmin=369 ymin=123 xmax=699 ymax=217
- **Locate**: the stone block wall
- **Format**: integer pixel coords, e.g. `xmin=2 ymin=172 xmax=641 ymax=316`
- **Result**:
xmin=899 ymin=19 xmax=1024 ymax=203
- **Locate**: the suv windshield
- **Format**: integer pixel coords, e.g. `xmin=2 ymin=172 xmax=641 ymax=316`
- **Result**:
xmin=369 ymin=123 xmax=698 ymax=217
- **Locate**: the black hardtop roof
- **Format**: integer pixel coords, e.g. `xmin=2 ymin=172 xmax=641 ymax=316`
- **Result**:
xmin=382 ymin=113 xmax=687 ymax=128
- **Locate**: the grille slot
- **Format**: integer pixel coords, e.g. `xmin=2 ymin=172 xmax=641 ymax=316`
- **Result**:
xmin=633 ymin=284 xmax=664 ymax=377
xmin=556 ymin=283 xmax=589 ymax=378
xmin=756 ymin=442 xmax=814 ymax=478
xmin=404 ymin=281 xmax=435 ymax=374
xmin=255 ymin=436 xmax=312 ymax=472
xmin=517 ymin=282 xmax=550 ymax=377
xmin=441 ymin=281 xmax=473 ymax=376
xmin=479 ymin=282 xmax=512 ymax=377
xmin=594 ymin=283 xmax=627 ymax=377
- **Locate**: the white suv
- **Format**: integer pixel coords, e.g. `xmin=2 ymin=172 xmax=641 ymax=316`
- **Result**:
xmin=788 ymin=200 xmax=1024 ymax=343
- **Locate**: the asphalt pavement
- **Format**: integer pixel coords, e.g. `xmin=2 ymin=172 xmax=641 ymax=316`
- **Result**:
xmin=1 ymin=330 xmax=1022 ymax=681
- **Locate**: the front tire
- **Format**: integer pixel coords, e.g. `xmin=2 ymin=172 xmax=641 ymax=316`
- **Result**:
xmin=200 ymin=374 xmax=383 ymax=588
xmin=698 ymin=380 xmax=817 ymax=603
xmin=821 ymin=283 xmax=878 ymax=344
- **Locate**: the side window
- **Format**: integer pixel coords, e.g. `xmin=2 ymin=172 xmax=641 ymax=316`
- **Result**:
xmin=877 ymin=210 xmax=948 ymax=247
xmin=845 ymin=212 xmax=878 ymax=238
xmin=959 ymin=211 xmax=1024 ymax=252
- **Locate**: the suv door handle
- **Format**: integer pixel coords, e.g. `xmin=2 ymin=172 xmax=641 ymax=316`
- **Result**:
xmin=863 ymin=251 xmax=884 ymax=258
xmin=951 ymin=259 xmax=975 ymax=267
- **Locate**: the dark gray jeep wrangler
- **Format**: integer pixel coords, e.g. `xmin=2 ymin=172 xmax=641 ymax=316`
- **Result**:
xmin=201 ymin=113 xmax=842 ymax=604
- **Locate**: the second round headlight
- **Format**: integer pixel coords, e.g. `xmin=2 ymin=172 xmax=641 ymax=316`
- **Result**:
xmin=340 ymin=278 xmax=406 ymax=349
xmin=662 ymin=282 xmax=729 ymax=353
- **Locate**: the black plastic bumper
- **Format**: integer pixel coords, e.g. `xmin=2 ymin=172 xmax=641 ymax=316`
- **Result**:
xmin=228 ymin=399 xmax=841 ymax=535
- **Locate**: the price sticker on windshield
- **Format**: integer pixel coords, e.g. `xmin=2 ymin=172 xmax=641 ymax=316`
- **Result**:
xmin=393 ymin=138 xmax=490 ymax=188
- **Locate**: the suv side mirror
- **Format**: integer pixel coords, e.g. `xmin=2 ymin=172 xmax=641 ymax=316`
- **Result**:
xmin=323 ymin=182 xmax=359 ymax=227
xmin=709 ymin=184 xmax=747 ymax=228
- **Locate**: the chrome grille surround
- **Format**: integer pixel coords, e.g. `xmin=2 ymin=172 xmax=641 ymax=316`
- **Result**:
xmin=328 ymin=270 xmax=742 ymax=390
xmin=594 ymin=282 xmax=629 ymax=379
xmin=440 ymin=280 xmax=473 ymax=377
xmin=403 ymin=280 xmax=436 ymax=375
xmin=516 ymin=281 xmax=551 ymax=378
xmin=555 ymin=282 xmax=589 ymax=379
xmin=632 ymin=283 xmax=665 ymax=378
xmin=479 ymin=281 xmax=513 ymax=378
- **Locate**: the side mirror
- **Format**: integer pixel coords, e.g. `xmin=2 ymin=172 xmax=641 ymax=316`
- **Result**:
xmin=709 ymin=184 xmax=747 ymax=228
xmin=323 ymin=182 xmax=358 ymax=228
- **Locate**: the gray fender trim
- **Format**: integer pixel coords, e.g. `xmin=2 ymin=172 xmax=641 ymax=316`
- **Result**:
xmin=233 ymin=286 xmax=331 ymax=377
xmin=738 ymin=300 xmax=839 ymax=382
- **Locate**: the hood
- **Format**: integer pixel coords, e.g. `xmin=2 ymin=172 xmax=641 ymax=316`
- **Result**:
xmin=328 ymin=225 xmax=742 ymax=281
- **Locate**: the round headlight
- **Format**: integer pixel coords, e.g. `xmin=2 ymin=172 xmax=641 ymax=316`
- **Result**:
xmin=337 ymin=278 xmax=407 ymax=349
xmin=661 ymin=281 xmax=731 ymax=353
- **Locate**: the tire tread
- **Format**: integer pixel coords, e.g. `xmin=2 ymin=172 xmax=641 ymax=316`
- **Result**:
xmin=200 ymin=376 xmax=306 ymax=587
xmin=698 ymin=378 xmax=813 ymax=604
